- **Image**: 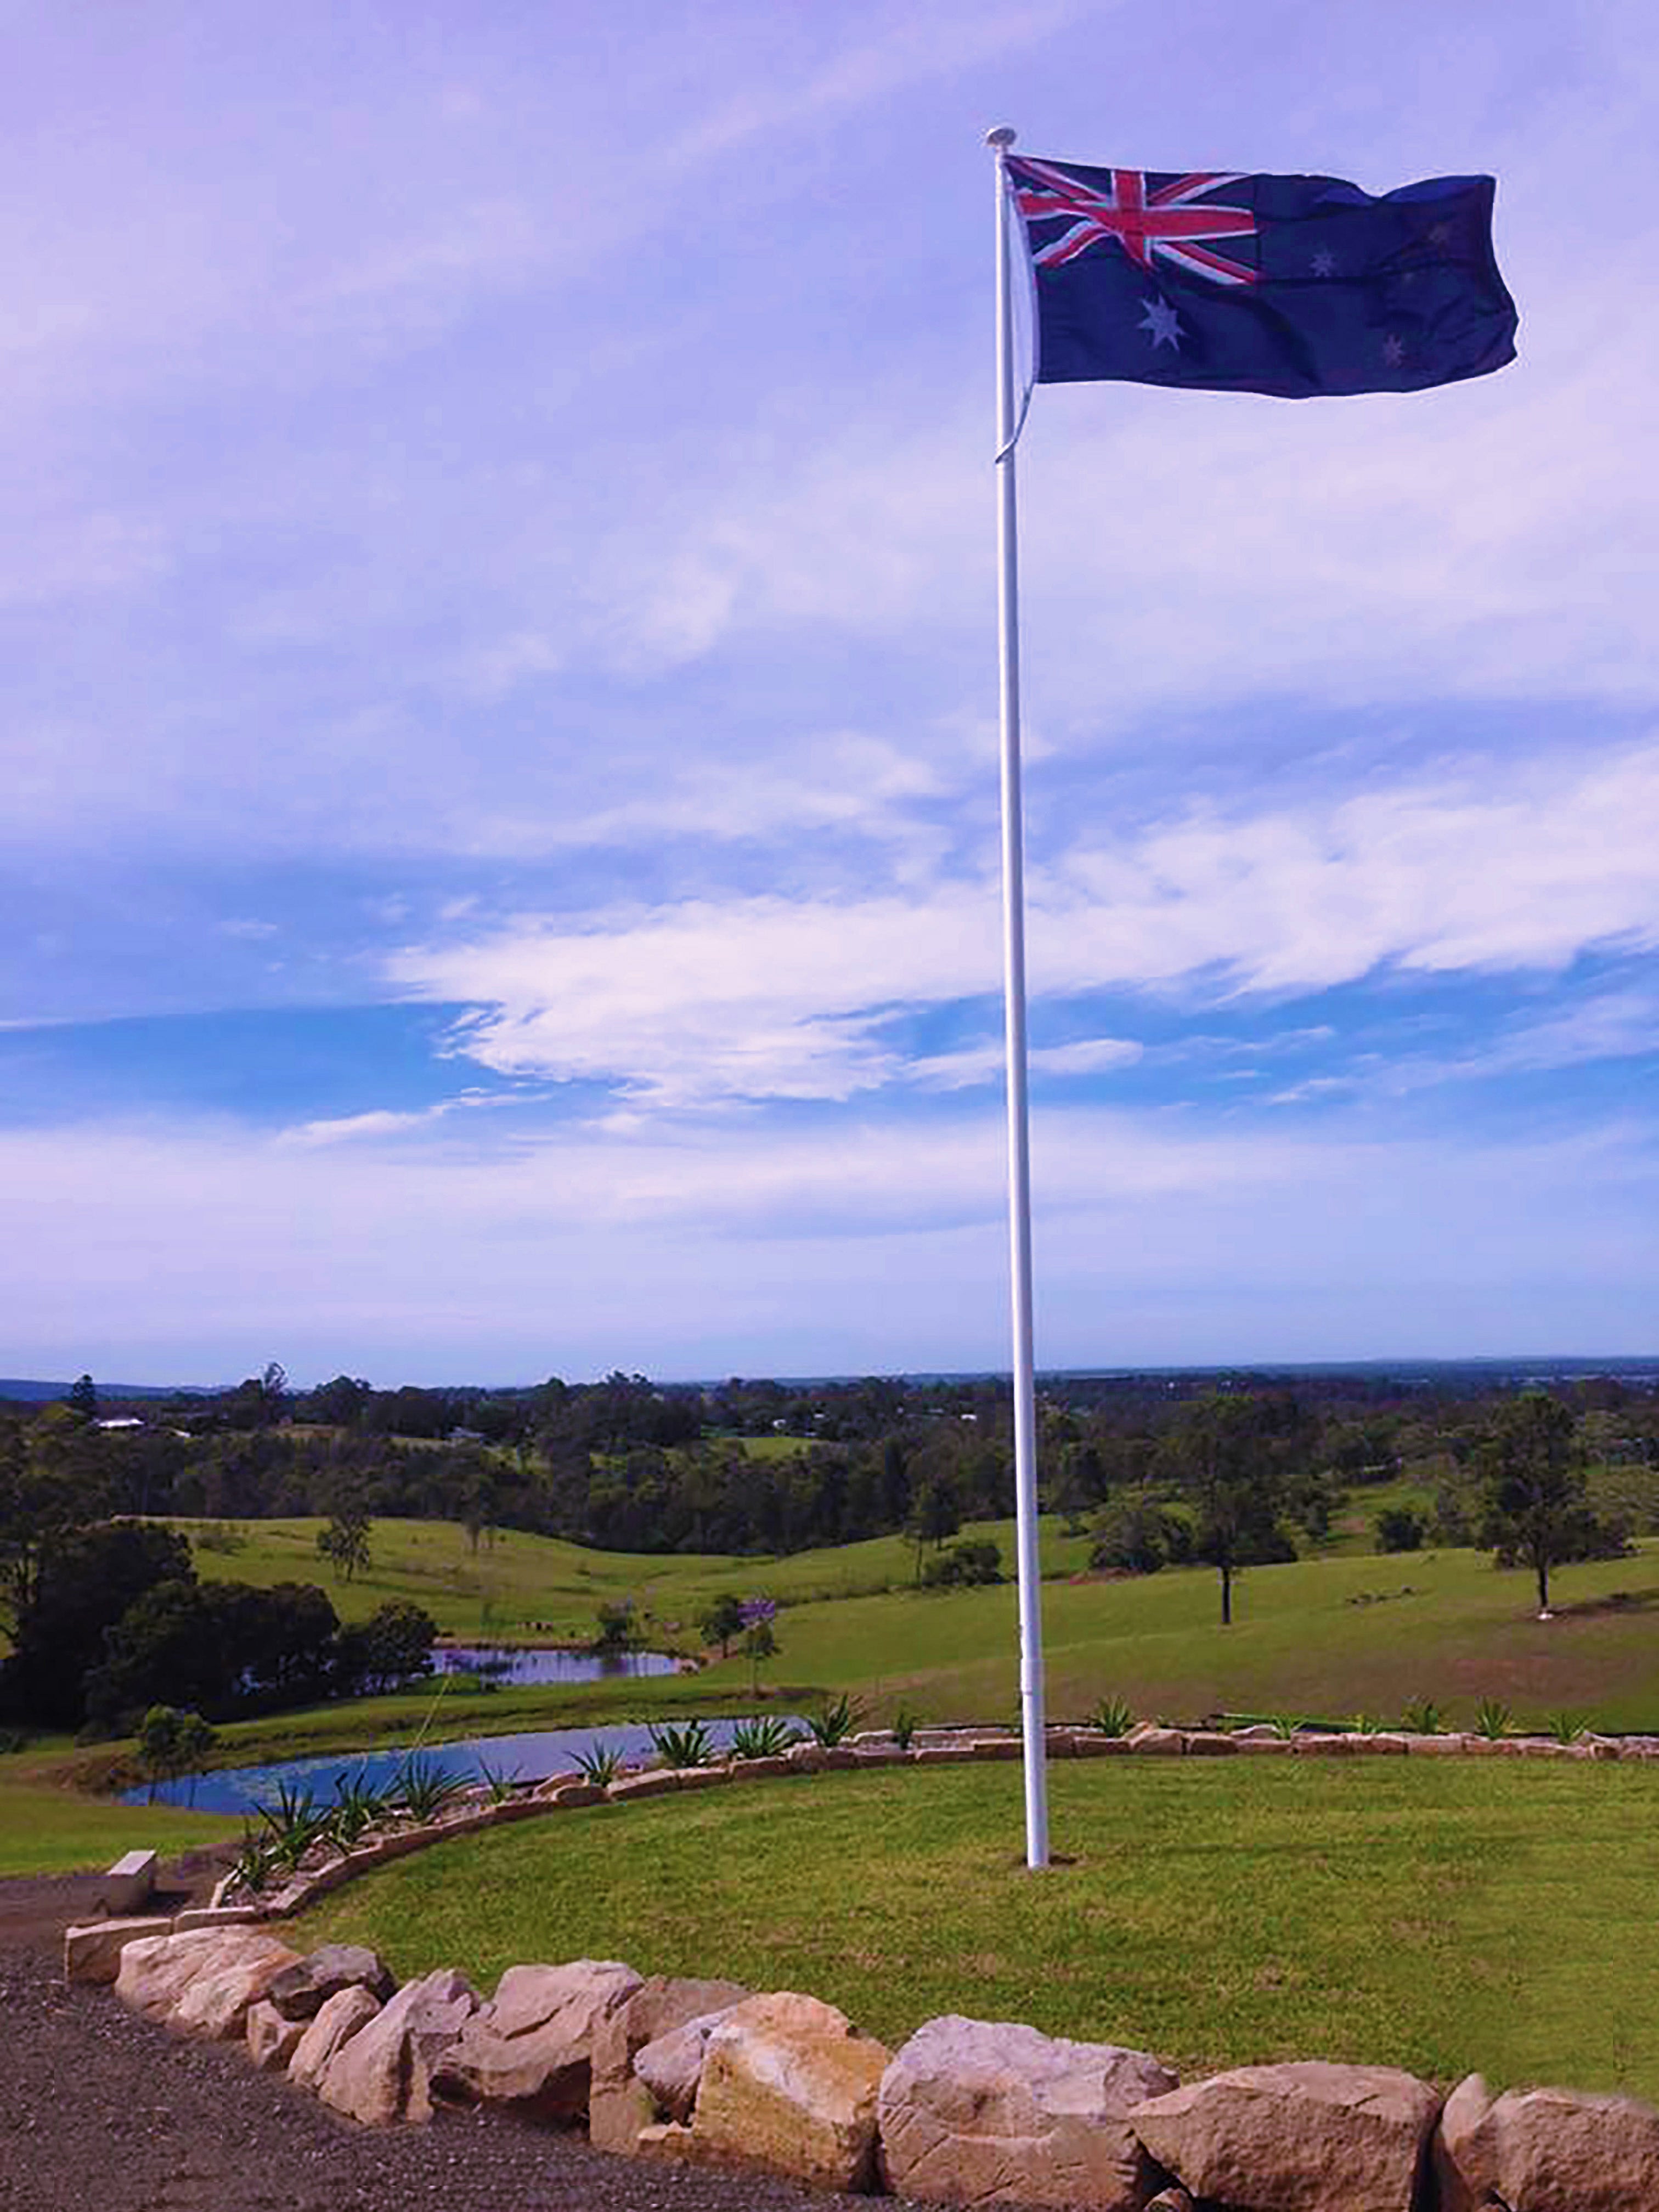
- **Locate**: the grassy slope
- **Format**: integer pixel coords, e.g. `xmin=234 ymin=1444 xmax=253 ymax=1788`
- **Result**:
xmin=292 ymin=1757 xmax=1659 ymax=2101
xmin=9 ymin=1507 xmax=1659 ymax=1874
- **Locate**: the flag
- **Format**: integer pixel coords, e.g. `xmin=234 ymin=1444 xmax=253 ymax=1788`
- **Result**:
xmin=1006 ymin=156 xmax=1517 ymax=398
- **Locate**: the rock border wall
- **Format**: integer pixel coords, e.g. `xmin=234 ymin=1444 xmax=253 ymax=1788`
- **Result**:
xmin=64 ymin=1722 xmax=1659 ymax=2212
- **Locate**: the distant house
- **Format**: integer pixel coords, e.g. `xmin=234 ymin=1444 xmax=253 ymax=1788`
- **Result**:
xmin=94 ymin=1416 xmax=144 ymax=1431
xmin=448 ymin=1426 xmax=485 ymax=1444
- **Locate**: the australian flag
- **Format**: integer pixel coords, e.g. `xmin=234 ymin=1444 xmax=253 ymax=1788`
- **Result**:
xmin=1007 ymin=156 xmax=1517 ymax=398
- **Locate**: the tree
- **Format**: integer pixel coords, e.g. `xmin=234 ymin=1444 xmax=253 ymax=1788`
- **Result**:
xmin=317 ymin=1506 xmax=373 ymax=1583
xmin=1169 ymin=1393 xmax=1301 ymax=1626
xmin=0 ymin=1522 xmax=195 ymax=1728
xmin=905 ymin=1476 xmax=961 ymax=1584
xmin=697 ymin=1592 xmax=747 ymax=1658
xmin=591 ymin=1599 xmax=636 ymax=1654
xmin=67 ymin=1374 xmax=99 ymax=1421
xmin=335 ymin=1599 xmax=437 ymax=1696
xmin=1090 ymin=1487 xmax=1192 ymax=1576
xmin=136 ymin=1705 xmax=217 ymax=1801
xmin=1477 ymin=1391 xmax=1598 ymax=1613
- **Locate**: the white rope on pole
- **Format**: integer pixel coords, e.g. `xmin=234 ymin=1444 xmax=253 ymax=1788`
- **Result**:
xmin=986 ymin=123 xmax=1049 ymax=1872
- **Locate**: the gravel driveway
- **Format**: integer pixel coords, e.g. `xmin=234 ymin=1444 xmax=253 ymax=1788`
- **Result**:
xmin=0 ymin=1861 xmax=866 ymax=2212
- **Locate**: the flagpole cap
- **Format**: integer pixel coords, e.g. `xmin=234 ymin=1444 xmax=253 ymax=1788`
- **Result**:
xmin=985 ymin=126 xmax=1018 ymax=150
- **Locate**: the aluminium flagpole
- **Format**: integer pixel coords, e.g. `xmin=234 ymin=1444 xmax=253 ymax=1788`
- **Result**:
xmin=986 ymin=123 xmax=1048 ymax=1871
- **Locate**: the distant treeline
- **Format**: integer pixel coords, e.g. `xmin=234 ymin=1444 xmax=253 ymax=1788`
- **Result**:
xmin=4 ymin=1363 xmax=1657 ymax=1564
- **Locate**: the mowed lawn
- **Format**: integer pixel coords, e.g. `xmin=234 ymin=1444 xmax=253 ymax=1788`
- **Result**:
xmin=292 ymin=1756 xmax=1659 ymax=2102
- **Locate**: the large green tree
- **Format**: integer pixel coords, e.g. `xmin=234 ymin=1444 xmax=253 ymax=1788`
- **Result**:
xmin=1168 ymin=1393 xmax=1302 ymax=1626
xmin=1478 ymin=1391 xmax=1599 ymax=1614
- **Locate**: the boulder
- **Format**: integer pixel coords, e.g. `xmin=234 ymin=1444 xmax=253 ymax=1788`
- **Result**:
xmin=289 ymin=1984 xmax=382 ymax=2092
xmin=430 ymin=1959 xmax=641 ymax=2119
xmin=878 ymin=2013 xmax=1178 ymax=2211
xmin=1130 ymin=2060 xmax=1438 ymax=2212
xmin=64 ymin=1916 xmax=173 ymax=1987
xmin=267 ymin=1943 xmax=396 ymax=2021
xmin=636 ymin=2007 xmax=748 ymax=2123
xmin=1127 ymin=1728 xmax=1186 ymax=1756
xmin=1435 ymin=2070 xmax=1659 ymax=2212
xmin=590 ymin=1974 xmax=751 ymax=2155
xmin=246 ymin=1998 xmax=305 ymax=2072
xmin=171 ymin=1934 xmax=301 ymax=2039
xmin=318 ymin=1966 xmax=479 ymax=2125
xmin=691 ymin=1990 xmax=889 ymax=2190
xmin=114 ymin=1927 xmax=281 ymax=2025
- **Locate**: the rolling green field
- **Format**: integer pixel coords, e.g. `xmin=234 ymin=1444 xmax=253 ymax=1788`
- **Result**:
xmin=7 ymin=1508 xmax=1659 ymax=1876
xmin=292 ymin=1757 xmax=1659 ymax=2101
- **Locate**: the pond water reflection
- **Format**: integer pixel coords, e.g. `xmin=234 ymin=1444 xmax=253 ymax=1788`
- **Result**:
xmin=127 ymin=1713 xmax=783 ymax=1818
xmin=433 ymin=1645 xmax=681 ymax=1686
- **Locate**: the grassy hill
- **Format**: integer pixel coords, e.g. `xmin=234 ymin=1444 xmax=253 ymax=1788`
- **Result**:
xmin=172 ymin=1511 xmax=1659 ymax=1734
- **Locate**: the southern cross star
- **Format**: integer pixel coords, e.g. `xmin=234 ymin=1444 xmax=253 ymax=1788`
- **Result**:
xmin=1138 ymin=295 xmax=1184 ymax=349
xmin=1311 ymin=249 xmax=1336 ymax=277
xmin=1383 ymin=333 xmax=1406 ymax=366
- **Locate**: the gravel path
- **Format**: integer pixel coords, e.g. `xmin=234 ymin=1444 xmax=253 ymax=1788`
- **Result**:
xmin=0 ymin=1862 xmax=867 ymax=2212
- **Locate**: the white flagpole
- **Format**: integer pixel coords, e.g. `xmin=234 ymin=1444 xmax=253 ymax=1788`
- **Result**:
xmin=986 ymin=124 xmax=1049 ymax=1871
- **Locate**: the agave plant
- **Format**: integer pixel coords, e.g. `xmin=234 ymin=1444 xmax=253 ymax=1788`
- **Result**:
xmin=1348 ymin=1712 xmax=1381 ymax=1736
xmin=1400 ymin=1698 xmax=1445 ymax=1736
xmin=476 ymin=1755 xmax=524 ymax=1803
xmin=393 ymin=1753 xmax=469 ymax=1824
xmin=1545 ymin=1709 xmax=1588 ymax=1746
xmin=330 ymin=1768 xmax=393 ymax=1847
xmin=254 ymin=1780 xmax=335 ymax=1873
xmin=889 ymin=1704 xmax=921 ymax=1751
xmin=229 ymin=1824 xmax=275 ymax=1897
xmin=1473 ymin=1697 xmax=1513 ymax=1741
xmin=648 ymin=1718 xmax=715 ymax=1769
xmin=574 ymin=1740 xmax=624 ymax=1787
xmin=1268 ymin=1713 xmax=1302 ymax=1741
xmin=1090 ymin=1696 xmax=1136 ymax=1739
xmin=727 ymin=1713 xmax=799 ymax=1760
xmin=806 ymin=1692 xmax=863 ymax=1748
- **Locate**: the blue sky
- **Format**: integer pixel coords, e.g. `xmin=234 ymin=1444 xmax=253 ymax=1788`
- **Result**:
xmin=4 ymin=1 xmax=1657 ymax=1385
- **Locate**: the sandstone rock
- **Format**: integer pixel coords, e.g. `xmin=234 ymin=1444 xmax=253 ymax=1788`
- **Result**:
xmin=542 ymin=1782 xmax=607 ymax=1808
xmin=64 ymin=1916 xmax=172 ymax=1986
xmin=727 ymin=1754 xmax=791 ymax=1780
xmin=692 ymin=1990 xmax=889 ymax=2190
xmin=172 ymin=1905 xmax=266 ymax=1931
xmin=608 ymin=1771 xmax=678 ymax=1801
xmin=1130 ymin=2059 xmax=1438 ymax=2212
xmin=590 ymin=1974 xmax=750 ymax=2154
xmin=1127 ymin=1727 xmax=1185 ymax=1756
xmin=114 ymin=1927 xmax=280 ymax=2024
xmin=1435 ymin=2069 xmax=1659 ymax=2212
xmin=318 ymin=1966 xmax=478 ymax=2125
xmin=878 ymin=2013 xmax=1178 ymax=2211
xmin=171 ymin=1934 xmax=301 ymax=2039
xmin=636 ymin=2007 xmax=749 ymax=2122
xmin=289 ymin=1984 xmax=382 ymax=2092
xmin=1144 ymin=2191 xmax=1197 ymax=2212
xmin=246 ymin=1998 xmax=304 ymax=2071
xmin=267 ymin=1942 xmax=396 ymax=2021
xmin=430 ymin=1959 xmax=641 ymax=2119
xmin=1182 ymin=1732 xmax=1240 ymax=1756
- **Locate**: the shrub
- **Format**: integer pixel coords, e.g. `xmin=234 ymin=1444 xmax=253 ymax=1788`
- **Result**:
xmin=1400 ymin=1698 xmax=1445 ymax=1735
xmin=1375 ymin=1506 xmax=1425 ymax=1554
xmin=1474 ymin=1697 xmax=1513 ymax=1740
xmin=921 ymin=1539 xmax=1004 ymax=1589
xmin=1089 ymin=1490 xmax=1193 ymax=1575
xmin=890 ymin=1704 xmax=921 ymax=1751
xmin=1090 ymin=1696 xmax=1136 ymax=1737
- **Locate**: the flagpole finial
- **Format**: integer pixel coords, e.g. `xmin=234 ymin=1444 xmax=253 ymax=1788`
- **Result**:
xmin=985 ymin=125 xmax=1017 ymax=150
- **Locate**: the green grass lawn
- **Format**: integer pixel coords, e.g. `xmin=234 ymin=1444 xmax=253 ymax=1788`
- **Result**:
xmin=172 ymin=1512 xmax=1091 ymax=1643
xmin=0 ymin=1776 xmax=238 ymax=1876
xmin=291 ymin=1756 xmax=1659 ymax=2102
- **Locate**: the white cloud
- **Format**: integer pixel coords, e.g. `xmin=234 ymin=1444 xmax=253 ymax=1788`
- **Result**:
xmin=385 ymin=736 xmax=1659 ymax=1108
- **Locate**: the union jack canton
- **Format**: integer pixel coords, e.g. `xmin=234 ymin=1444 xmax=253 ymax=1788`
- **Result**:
xmin=1006 ymin=153 xmax=1517 ymax=399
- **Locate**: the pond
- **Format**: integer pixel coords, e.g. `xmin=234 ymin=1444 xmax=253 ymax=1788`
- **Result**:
xmin=127 ymin=1714 xmax=794 ymax=1818
xmin=432 ymin=1645 xmax=681 ymax=1686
